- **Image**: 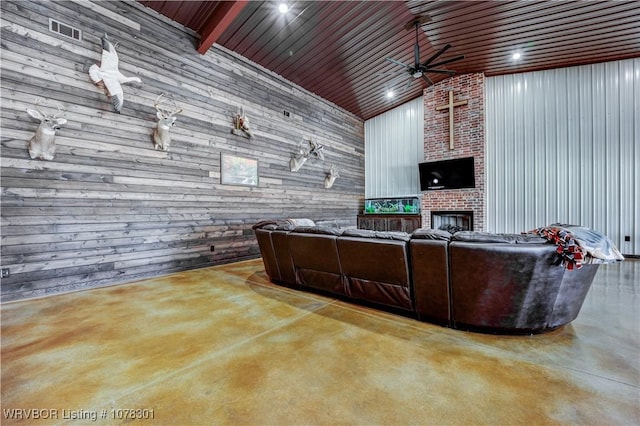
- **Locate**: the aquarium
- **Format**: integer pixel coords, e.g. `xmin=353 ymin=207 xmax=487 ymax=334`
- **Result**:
xmin=363 ymin=197 xmax=420 ymax=214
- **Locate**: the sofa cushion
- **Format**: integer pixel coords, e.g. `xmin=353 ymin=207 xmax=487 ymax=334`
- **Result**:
xmin=452 ymin=231 xmax=547 ymax=244
xmin=411 ymin=228 xmax=452 ymax=241
xmin=337 ymin=234 xmax=412 ymax=310
xmin=315 ymin=220 xmax=340 ymax=228
xmin=285 ymin=218 xmax=316 ymax=227
xmin=288 ymin=231 xmax=345 ymax=295
xmin=290 ymin=226 xmax=343 ymax=236
xmin=272 ymin=218 xmax=317 ymax=231
xmin=275 ymin=223 xmax=295 ymax=231
xmin=271 ymin=230 xmax=296 ymax=285
xmin=252 ymin=219 xmax=279 ymax=230
xmin=342 ymin=228 xmax=411 ymax=242
xmin=514 ymin=234 xmax=548 ymax=244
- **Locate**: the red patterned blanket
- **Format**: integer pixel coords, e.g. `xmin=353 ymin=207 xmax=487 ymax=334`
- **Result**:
xmin=526 ymin=225 xmax=624 ymax=270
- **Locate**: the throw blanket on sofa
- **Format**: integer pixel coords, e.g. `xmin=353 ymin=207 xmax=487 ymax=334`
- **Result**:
xmin=527 ymin=225 xmax=624 ymax=270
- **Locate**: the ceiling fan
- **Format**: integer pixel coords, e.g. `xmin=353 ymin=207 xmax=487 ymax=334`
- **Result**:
xmin=386 ymin=16 xmax=464 ymax=88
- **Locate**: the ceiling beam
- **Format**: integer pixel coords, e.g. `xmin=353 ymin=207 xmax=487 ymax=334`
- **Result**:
xmin=197 ymin=1 xmax=248 ymax=54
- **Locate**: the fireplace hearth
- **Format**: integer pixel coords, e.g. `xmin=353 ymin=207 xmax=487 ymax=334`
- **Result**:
xmin=431 ymin=211 xmax=473 ymax=232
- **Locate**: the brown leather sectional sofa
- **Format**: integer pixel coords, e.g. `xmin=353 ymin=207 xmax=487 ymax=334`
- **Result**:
xmin=253 ymin=221 xmax=600 ymax=334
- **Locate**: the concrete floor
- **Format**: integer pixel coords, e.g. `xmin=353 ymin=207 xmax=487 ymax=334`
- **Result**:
xmin=1 ymin=258 xmax=638 ymax=425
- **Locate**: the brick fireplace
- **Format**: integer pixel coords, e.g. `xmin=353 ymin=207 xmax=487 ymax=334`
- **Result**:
xmin=431 ymin=210 xmax=473 ymax=232
xmin=422 ymin=73 xmax=485 ymax=231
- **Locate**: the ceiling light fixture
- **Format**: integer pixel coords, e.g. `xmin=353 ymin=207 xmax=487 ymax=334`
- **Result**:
xmin=512 ymin=52 xmax=522 ymax=61
xmin=386 ymin=90 xmax=394 ymax=99
xmin=278 ymin=3 xmax=289 ymax=14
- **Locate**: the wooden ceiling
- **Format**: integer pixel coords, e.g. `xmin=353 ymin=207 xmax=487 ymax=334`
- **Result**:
xmin=138 ymin=1 xmax=640 ymax=120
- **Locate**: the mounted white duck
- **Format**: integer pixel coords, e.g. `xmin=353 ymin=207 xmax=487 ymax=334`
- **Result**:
xmin=89 ymin=33 xmax=141 ymax=113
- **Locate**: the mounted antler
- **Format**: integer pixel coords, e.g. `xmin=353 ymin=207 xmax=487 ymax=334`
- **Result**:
xmin=289 ymin=138 xmax=324 ymax=172
xmin=324 ymin=164 xmax=340 ymax=189
xmin=26 ymin=97 xmax=67 ymax=161
xmin=232 ymin=106 xmax=253 ymax=138
xmin=152 ymin=93 xmax=183 ymax=151
xmin=308 ymin=139 xmax=324 ymax=160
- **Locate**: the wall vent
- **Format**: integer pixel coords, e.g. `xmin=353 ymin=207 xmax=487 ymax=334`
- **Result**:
xmin=49 ymin=18 xmax=82 ymax=41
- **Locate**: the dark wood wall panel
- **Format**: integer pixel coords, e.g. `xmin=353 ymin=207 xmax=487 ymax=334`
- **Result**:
xmin=0 ymin=0 xmax=365 ymax=301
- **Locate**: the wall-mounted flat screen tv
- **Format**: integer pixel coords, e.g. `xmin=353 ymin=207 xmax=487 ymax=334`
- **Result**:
xmin=419 ymin=156 xmax=475 ymax=191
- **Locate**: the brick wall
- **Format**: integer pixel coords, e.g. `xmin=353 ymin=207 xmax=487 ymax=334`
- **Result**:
xmin=422 ymin=73 xmax=485 ymax=230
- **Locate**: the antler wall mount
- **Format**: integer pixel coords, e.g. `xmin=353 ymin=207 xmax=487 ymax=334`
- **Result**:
xmin=231 ymin=106 xmax=253 ymax=139
xmin=152 ymin=93 xmax=183 ymax=151
xmin=26 ymin=97 xmax=67 ymax=161
xmin=289 ymin=138 xmax=324 ymax=173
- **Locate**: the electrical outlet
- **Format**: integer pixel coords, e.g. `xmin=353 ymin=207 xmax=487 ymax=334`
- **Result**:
xmin=624 ymin=236 xmax=631 ymax=242
xmin=1 ymin=269 xmax=9 ymax=278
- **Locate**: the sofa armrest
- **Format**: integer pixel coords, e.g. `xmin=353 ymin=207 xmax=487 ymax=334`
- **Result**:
xmin=449 ymin=241 xmax=565 ymax=333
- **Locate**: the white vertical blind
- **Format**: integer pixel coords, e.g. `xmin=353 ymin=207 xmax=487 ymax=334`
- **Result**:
xmin=486 ymin=58 xmax=639 ymax=255
xmin=364 ymin=97 xmax=424 ymax=198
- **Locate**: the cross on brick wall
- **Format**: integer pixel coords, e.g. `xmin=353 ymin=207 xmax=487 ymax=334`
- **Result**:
xmin=435 ymin=90 xmax=468 ymax=150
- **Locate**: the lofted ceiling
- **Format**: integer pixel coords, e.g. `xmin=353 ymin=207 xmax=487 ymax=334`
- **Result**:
xmin=138 ymin=0 xmax=640 ymax=120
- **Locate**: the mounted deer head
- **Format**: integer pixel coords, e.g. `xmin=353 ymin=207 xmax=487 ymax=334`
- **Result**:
xmin=153 ymin=94 xmax=182 ymax=151
xmin=289 ymin=138 xmax=324 ymax=172
xmin=26 ymin=98 xmax=67 ymax=161
xmin=324 ymin=164 xmax=340 ymax=189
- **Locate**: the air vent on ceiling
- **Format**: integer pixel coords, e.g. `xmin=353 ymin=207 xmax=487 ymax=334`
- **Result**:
xmin=49 ymin=18 xmax=82 ymax=41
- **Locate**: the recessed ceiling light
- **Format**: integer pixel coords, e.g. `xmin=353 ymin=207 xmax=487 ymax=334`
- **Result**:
xmin=386 ymin=90 xmax=394 ymax=99
xmin=278 ymin=3 xmax=289 ymax=14
xmin=512 ymin=52 xmax=522 ymax=61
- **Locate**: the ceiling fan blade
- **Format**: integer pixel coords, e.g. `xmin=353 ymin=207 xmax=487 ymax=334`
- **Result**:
xmin=421 ymin=74 xmax=434 ymax=86
xmin=424 ymin=68 xmax=457 ymax=75
xmin=386 ymin=57 xmax=410 ymax=69
xmin=428 ymin=55 xmax=465 ymax=68
xmin=421 ymin=44 xmax=451 ymax=67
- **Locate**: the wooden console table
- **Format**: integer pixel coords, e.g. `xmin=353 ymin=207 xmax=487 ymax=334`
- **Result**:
xmin=357 ymin=214 xmax=422 ymax=233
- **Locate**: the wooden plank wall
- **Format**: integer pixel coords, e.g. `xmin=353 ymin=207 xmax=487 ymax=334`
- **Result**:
xmin=0 ymin=0 xmax=365 ymax=301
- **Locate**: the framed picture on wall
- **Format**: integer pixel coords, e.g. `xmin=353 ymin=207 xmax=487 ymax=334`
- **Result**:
xmin=220 ymin=153 xmax=259 ymax=187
